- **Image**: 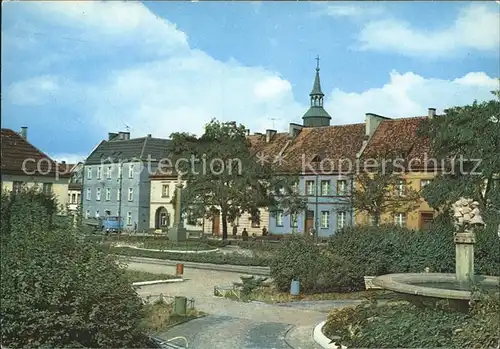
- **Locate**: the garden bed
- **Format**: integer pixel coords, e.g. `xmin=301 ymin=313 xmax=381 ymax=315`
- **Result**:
xmin=124 ymin=270 xmax=178 ymax=283
xmin=99 ymin=245 xmax=272 ymax=266
xmin=141 ymin=299 xmax=204 ymax=334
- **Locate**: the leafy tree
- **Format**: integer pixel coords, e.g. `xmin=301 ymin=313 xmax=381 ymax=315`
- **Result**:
xmin=166 ymin=119 xmax=305 ymax=239
xmin=1 ymin=188 xmax=147 ymax=348
xmin=348 ymin=159 xmax=421 ymax=226
xmin=418 ymin=90 xmax=500 ymax=218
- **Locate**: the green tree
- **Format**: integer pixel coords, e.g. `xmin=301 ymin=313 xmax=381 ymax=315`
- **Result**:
xmin=418 ymin=90 xmax=500 ymax=217
xmin=349 ymin=159 xmax=421 ymax=226
xmin=166 ymin=119 xmax=305 ymax=239
xmin=1 ymin=188 xmax=147 ymax=348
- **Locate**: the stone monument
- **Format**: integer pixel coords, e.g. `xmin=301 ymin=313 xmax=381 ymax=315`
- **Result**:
xmin=451 ymin=197 xmax=485 ymax=283
xmin=168 ymin=176 xmax=187 ymax=242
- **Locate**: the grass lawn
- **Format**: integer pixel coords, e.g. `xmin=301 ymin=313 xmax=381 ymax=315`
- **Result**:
xmin=140 ymin=241 xmax=215 ymax=251
xmin=125 ymin=269 xmax=177 ymax=283
xmin=141 ymin=301 xmax=204 ymax=334
xmin=248 ymin=286 xmax=394 ymax=303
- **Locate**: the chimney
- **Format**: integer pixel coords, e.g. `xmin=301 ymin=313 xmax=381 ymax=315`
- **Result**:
xmin=147 ymin=134 xmax=152 ymax=138
xmin=428 ymin=108 xmax=436 ymax=119
xmin=265 ymin=129 xmax=277 ymax=143
xmin=288 ymin=123 xmax=303 ymax=138
xmin=118 ymin=131 xmax=130 ymax=140
xmin=20 ymin=127 xmax=28 ymax=139
xmin=108 ymin=132 xmax=118 ymax=141
xmin=365 ymin=113 xmax=389 ymax=138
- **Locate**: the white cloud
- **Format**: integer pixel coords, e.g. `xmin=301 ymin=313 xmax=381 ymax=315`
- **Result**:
xmin=50 ymin=153 xmax=87 ymax=164
xmin=8 ymin=75 xmax=61 ymax=105
xmin=253 ymin=76 xmax=292 ymax=100
xmin=4 ymin=1 xmax=304 ymax=136
xmin=323 ymin=3 xmax=386 ymax=18
xmin=326 ymin=70 xmax=498 ymax=124
xmin=357 ymin=4 xmax=500 ymax=58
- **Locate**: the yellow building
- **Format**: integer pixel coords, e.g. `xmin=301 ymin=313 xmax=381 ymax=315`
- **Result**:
xmin=354 ymin=110 xmax=439 ymax=230
xmin=149 ymin=171 xmax=203 ymax=234
xmin=1 ymin=127 xmax=71 ymax=212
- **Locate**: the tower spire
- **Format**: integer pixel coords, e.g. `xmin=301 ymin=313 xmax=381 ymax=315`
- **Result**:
xmin=302 ymin=55 xmax=331 ymax=127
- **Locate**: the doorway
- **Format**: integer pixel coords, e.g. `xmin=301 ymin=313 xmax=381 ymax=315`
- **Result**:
xmin=305 ymin=210 xmax=314 ymax=234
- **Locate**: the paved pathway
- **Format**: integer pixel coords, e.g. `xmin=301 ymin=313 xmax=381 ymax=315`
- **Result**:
xmin=129 ymin=261 xmax=358 ymax=349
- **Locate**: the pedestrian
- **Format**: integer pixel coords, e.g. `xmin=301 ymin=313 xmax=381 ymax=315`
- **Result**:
xmin=242 ymin=228 xmax=248 ymax=241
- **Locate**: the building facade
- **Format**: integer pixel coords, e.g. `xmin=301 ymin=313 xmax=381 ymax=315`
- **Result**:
xmin=354 ymin=109 xmax=439 ymax=230
xmin=82 ymin=131 xmax=170 ymax=232
xmin=62 ymin=162 xmax=84 ymax=215
xmin=149 ymin=172 xmax=203 ymax=234
xmin=264 ymin=61 xmax=364 ymax=237
xmin=0 ymin=127 xmax=71 ymax=211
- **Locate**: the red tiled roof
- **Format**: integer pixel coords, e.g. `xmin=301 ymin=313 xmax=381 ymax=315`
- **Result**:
xmin=0 ymin=128 xmax=70 ymax=177
xmin=361 ymin=117 xmax=438 ymax=171
xmin=277 ymin=124 xmax=365 ymax=174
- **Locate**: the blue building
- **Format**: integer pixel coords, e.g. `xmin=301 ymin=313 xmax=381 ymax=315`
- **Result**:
xmin=267 ymin=60 xmax=365 ymax=237
xmin=82 ymin=131 xmax=170 ymax=232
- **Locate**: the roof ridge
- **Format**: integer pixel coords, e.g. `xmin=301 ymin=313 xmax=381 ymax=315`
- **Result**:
xmin=1 ymin=128 xmax=56 ymax=163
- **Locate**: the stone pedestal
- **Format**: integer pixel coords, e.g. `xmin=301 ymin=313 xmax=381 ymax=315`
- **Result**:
xmin=168 ymin=222 xmax=186 ymax=242
xmin=454 ymin=231 xmax=475 ymax=283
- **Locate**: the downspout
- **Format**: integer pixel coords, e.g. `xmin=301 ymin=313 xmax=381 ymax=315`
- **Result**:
xmin=315 ymin=173 xmax=319 ymax=243
xmin=118 ymin=161 xmax=124 ymax=231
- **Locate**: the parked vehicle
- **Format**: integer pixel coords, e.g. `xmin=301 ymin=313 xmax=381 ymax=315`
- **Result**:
xmin=102 ymin=216 xmax=122 ymax=234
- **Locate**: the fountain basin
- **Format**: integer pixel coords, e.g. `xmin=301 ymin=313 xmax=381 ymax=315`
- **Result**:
xmin=373 ymin=273 xmax=499 ymax=311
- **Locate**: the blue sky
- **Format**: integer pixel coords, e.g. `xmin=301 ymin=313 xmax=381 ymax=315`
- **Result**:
xmin=2 ymin=1 xmax=499 ymax=163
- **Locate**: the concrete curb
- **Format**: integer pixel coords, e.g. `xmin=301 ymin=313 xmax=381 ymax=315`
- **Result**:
xmin=118 ymin=245 xmax=219 ymax=254
xmin=120 ymin=256 xmax=271 ymax=276
xmin=313 ymin=321 xmax=346 ymax=349
xmin=132 ymin=278 xmax=184 ymax=286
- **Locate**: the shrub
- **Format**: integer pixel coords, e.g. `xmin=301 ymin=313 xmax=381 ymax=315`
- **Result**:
xmin=270 ymin=235 xmax=360 ymax=293
xmin=0 ymin=191 xmax=147 ymax=348
xmin=329 ymin=220 xmax=499 ymax=292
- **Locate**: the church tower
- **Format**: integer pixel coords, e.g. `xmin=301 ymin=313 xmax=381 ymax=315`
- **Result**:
xmin=302 ymin=56 xmax=332 ymax=127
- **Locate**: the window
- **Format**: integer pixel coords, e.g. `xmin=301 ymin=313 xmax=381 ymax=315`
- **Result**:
xmin=290 ymin=213 xmax=298 ymax=228
xmin=162 ymin=184 xmax=170 ymax=198
xmin=86 ymin=188 xmax=91 ymax=200
xmin=306 ymin=180 xmax=315 ymax=195
xmin=106 ymin=166 xmax=112 ymax=179
xmin=394 ymin=213 xmax=406 ymax=227
xmin=13 ymin=181 xmax=23 ymax=194
xmin=292 ymin=181 xmax=299 ymax=193
xmin=76 ymin=193 xmax=80 ymax=203
xmin=128 ymin=164 xmax=134 ymax=179
xmin=105 ymin=187 xmax=111 ymax=201
xmin=275 ymin=211 xmax=284 ymax=227
xmin=96 ymin=166 xmax=102 ymax=179
xmin=68 ymin=193 xmax=71 ymax=203
xmin=420 ymin=179 xmax=432 ymax=189
xmin=96 ymin=188 xmax=101 ymax=201
xmin=95 ymin=210 xmax=100 ymax=218
xmin=71 ymin=193 xmax=76 ymax=203
xmin=251 ymin=210 xmax=260 ymax=228
xmin=128 ymin=188 xmax=133 ymax=201
xmin=321 ymin=180 xmax=330 ymax=196
xmin=42 ymin=183 xmax=52 ymax=194
xmin=118 ymin=165 xmax=122 ymax=179
xmin=87 ymin=167 xmax=92 ymax=179
xmin=85 ymin=210 xmax=90 ymax=219
xmin=337 ymin=180 xmax=347 ymax=196
xmin=396 ymin=180 xmax=406 ymax=196
xmin=127 ymin=212 xmax=132 ymax=225
xmin=337 ymin=211 xmax=346 ymax=230
xmin=320 ymin=211 xmax=330 ymax=228
xmin=420 ymin=212 xmax=434 ymax=230
xmin=117 ymin=188 xmax=121 ymax=201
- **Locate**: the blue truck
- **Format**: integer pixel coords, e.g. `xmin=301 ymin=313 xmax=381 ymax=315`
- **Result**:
xmin=84 ymin=216 xmax=123 ymax=234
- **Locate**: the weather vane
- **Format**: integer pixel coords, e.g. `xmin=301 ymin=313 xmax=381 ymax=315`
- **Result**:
xmin=315 ymin=55 xmax=320 ymax=71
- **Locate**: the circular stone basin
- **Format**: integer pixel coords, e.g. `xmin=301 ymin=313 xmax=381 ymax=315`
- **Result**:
xmin=372 ymin=273 xmax=499 ymax=300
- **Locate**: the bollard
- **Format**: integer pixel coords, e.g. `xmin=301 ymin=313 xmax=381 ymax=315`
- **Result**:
xmin=173 ymin=296 xmax=187 ymax=315
xmin=290 ymin=279 xmax=300 ymax=296
xmin=176 ymin=263 xmax=184 ymax=276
